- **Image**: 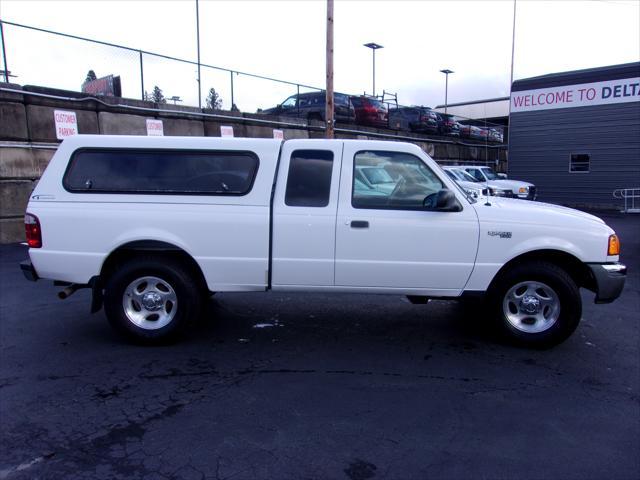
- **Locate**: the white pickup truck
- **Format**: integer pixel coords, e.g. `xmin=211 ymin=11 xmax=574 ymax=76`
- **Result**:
xmin=21 ymin=135 xmax=626 ymax=347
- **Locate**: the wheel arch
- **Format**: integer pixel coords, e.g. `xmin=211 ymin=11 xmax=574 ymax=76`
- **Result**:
xmin=488 ymin=249 xmax=594 ymax=293
xmin=99 ymin=240 xmax=208 ymax=293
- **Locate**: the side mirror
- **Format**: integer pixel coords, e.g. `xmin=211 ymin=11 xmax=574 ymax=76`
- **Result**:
xmin=497 ymin=173 xmax=507 ymax=179
xmin=434 ymin=189 xmax=461 ymax=212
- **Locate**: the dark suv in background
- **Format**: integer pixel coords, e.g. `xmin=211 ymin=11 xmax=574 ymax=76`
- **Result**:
xmin=350 ymin=96 xmax=388 ymax=128
xmin=389 ymin=106 xmax=439 ymax=133
xmin=262 ymin=91 xmax=355 ymax=123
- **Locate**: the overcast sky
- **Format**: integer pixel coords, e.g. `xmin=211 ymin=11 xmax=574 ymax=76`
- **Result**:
xmin=2 ymin=0 xmax=639 ymax=113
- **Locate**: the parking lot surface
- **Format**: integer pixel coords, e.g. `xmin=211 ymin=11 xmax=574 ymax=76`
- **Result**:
xmin=0 ymin=211 xmax=638 ymax=480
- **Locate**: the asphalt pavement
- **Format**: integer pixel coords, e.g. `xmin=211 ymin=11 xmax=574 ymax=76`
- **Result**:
xmin=0 ymin=211 xmax=638 ymax=480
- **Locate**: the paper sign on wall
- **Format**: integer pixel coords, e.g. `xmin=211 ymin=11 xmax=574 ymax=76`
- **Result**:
xmin=54 ymin=110 xmax=78 ymax=139
xmin=273 ymin=129 xmax=284 ymax=140
xmin=146 ymin=119 xmax=164 ymax=136
xmin=220 ymin=126 xmax=234 ymax=138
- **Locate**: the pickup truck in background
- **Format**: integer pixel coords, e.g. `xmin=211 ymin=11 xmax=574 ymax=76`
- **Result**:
xmin=461 ymin=165 xmax=537 ymax=200
xmin=21 ymin=136 xmax=626 ymax=348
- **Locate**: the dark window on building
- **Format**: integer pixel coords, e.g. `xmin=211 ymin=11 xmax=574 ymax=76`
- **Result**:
xmin=285 ymin=150 xmax=334 ymax=207
xmin=570 ymin=153 xmax=590 ymax=173
xmin=64 ymin=149 xmax=259 ymax=195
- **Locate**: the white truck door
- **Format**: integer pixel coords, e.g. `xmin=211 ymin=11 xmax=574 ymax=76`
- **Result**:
xmin=335 ymin=142 xmax=479 ymax=295
xmin=272 ymin=140 xmax=343 ymax=287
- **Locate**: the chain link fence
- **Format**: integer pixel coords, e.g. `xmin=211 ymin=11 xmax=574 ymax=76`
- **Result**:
xmin=0 ymin=19 xmax=507 ymax=147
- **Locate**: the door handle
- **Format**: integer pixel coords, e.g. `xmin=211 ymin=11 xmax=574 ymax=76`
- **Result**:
xmin=350 ymin=220 xmax=369 ymax=229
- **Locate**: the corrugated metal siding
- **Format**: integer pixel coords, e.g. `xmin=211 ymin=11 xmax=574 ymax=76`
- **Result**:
xmin=512 ymin=62 xmax=640 ymax=92
xmin=508 ymin=102 xmax=640 ymax=208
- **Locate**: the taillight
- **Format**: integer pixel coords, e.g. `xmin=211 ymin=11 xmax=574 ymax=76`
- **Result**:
xmin=24 ymin=213 xmax=42 ymax=248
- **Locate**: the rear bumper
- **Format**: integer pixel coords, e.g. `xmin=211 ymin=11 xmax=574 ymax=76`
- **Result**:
xmin=20 ymin=259 xmax=39 ymax=282
xmin=587 ymin=262 xmax=626 ymax=304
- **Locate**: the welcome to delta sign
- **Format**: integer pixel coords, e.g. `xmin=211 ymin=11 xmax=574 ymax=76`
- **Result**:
xmin=511 ymin=77 xmax=640 ymax=113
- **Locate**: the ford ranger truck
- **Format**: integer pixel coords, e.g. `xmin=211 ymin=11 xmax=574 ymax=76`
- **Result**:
xmin=21 ymin=136 xmax=626 ymax=347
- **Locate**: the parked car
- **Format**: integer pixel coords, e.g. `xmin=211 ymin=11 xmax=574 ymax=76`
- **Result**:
xmin=262 ymin=91 xmax=355 ymax=123
xmin=388 ymin=106 xmax=439 ymax=133
xmin=438 ymin=113 xmax=460 ymax=136
xmin=443 ymin=167 xmax=488 ymax=199
xmin=460 ymin=124 xmax=483 ymax=140
xmin=461 ymin=165 xmax=536 ymax=200
xmin=488 ymin=128 xmax=504 ymax=143
xmin=21 ymin=135 xmax=626 ymax=348
xmin=443 ymin=167 xmax=513 ymax=198
xmin=350 ymin=95 xmax=388 ymax=128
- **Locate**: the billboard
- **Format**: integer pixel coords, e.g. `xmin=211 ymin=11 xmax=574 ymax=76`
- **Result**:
xmin=81 ymin=75 xmax=122 ymax=97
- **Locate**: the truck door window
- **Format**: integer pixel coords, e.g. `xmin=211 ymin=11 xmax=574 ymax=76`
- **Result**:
xmin=352 ymin=151 xmax=443 ymax=210
xmin=285 ymin=150 xmax=334 ymax=207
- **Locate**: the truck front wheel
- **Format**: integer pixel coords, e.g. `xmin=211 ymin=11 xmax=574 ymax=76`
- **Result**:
xmin=488 ymin=261 xmax=581 ymax=348
xmin=104 ymin=256 xmax=203 ymax=344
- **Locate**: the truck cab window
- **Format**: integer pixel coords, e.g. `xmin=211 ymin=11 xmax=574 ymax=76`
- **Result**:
xmin=285 ymin=150 xmax=334 ymax=207
xmin=352 ymin=151 xmax=443 ymax=209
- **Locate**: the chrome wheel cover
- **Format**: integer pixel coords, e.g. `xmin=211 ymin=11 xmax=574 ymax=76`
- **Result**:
xmin=122 ymin=276 xmax=177 ymax=330
xmin=503 ymin=281 xmax=560 ymax=334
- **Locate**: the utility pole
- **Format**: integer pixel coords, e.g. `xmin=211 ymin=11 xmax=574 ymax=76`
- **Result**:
xmin=196 ymin=0 xmax=202 ymax=109
xmin=325 ymin=0 xmax=334 ymax=139
xmin=508 ymin=0 xmax=517 ymax=148
xmin=510 ymin=0 xmax=517 ymax=89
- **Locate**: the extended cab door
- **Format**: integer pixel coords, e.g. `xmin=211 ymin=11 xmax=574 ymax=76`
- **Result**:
xmin=271 ymin=140 xmax=343 ymax=287
xmin=335 ymin=142 xmax=480 ymax=295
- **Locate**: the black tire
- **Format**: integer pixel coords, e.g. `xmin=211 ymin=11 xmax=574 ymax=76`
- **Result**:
xmin=487 ymin=261 xmax=581 ymax=349
xmin=104 ymin=256 xmax=204 ymax=344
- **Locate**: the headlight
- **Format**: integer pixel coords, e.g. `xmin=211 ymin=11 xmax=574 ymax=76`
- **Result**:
xmin=519 ymin=186 xmax=529 ymax=193
xmin=608 ymin=234 xmax=620 ymax=256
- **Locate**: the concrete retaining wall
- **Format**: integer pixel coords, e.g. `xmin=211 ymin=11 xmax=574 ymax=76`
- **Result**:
xmin=0 ymin=83 xmax=507 ymax=243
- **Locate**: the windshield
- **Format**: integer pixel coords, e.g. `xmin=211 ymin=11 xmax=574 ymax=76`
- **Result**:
xmin=367 ymin=99 xmax=387 ymax=110
xmin=457 ymin=169 xmax=481 ymax=183
xmin=281 ymin=96 xmax=296 ymax=108
xmin=481 ymin=167 xmax=500 ymax=180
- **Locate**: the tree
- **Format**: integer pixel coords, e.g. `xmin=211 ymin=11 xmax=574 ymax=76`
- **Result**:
xmin=83 ymin=70 xmax=97 ymax=85
xmin=206 ymin=87 xmax=222 ymax=110
xmin=151 ymin=86 xmax=166 ymax=104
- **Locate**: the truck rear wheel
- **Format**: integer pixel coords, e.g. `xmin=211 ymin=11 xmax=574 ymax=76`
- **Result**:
xmin=104 ymin=256 xmax=203 ymax=344
xmin=488 ymin=261 xmax=581 ymax=348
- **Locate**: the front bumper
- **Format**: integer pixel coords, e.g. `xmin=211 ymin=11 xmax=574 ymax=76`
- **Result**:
xmin=587 ymin=262 xmax=627 ymax=304
xmin=20 ymin=259 xmax=39 ymax=282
